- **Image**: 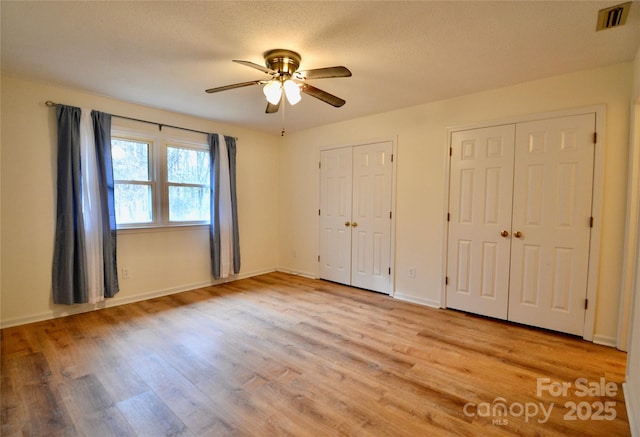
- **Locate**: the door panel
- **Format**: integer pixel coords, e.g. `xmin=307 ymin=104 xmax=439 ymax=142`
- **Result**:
xmin=446 ymin=125 xmax=516 ymax=319
xmin=319 ymin=148 xmax=353 ymax=285
xmin=508 ymin=114 xmax=595 ymax=335
xmin=351 ymin=142 xmax=393 ymax=293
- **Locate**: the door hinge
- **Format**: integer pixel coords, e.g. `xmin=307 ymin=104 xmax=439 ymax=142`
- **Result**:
xmin=585 ymin=298 xmax=589 ymax=310
xmin=445 ymin=276 xmax=449 ymax=285
xmin=319 ymin=161 xmax=321 ymax=169
xmin=391 ymin=154 xmax=394 ymax=163
xmin=388 ymin=267 xmax=391 ymax=275
xmin=390 ymin=211 xmax=392 ymax=219
xmin=318 ymin=255 xmax=320 ymax=262
xmin=447 ymin=212 xmax=450 ymax=222
xmin=593 ymin=132 xmax=598 ymax=144
xmin=318 ymin=209 xmax=321 ymax=216
xmin=449 ymin=147 xmax=453 ymax=156
xmin=590 ymin=216 xmax=594 ymax=227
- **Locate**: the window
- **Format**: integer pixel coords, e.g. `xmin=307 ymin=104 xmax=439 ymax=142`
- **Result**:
xmin=111 ymin=131 xmax=210 ymax=228
xmin=112 ymin=138 xmax=154 ymax=225
xmin=166 ymin=145 xmax=210 ymax=222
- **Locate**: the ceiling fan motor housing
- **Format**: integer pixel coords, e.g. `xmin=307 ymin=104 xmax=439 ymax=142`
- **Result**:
xmin=264 ymin=49 xmax=301 ymax=77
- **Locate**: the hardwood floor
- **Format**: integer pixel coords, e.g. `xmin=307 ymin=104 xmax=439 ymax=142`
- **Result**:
xmin=1 ymin=272 xmax=630 ymax=436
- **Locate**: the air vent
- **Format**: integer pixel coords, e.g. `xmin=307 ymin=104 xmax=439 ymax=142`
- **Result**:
xmin=596 ymin=2 xmax=631 ymax=31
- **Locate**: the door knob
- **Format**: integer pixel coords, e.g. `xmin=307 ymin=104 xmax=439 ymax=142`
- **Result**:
xmin=351 ymin=222 xmax=358 ymax=228
xmin=514 ymin=231 xmax=523 ymax=238
xmin=500 ymin=230 xmax=509 ymax=237
xmin=345 ymin=221 xmax=351 ymax=227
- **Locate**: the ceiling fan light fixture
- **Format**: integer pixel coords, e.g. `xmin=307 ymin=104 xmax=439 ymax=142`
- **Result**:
xmin=207 ymin=49 xmax=351 ymax=114
xmin=283 ymin=79 xmax=301 ymax=105
xmin=263 ymin=80 xmax=282 ymax=105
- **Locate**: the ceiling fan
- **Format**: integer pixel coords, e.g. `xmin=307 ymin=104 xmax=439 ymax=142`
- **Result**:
xmin=205 ymin=49 xmax=352 ymax=114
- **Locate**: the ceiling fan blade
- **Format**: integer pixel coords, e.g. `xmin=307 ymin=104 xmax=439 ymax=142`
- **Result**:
xmin=300 ymin=84 xmax=346 ymax=108
xmin=296 ymin=66 xmax=352 ymax=80
xmin=233 ymin=59 xmax=276 ymax=75
xmin=205 ymin=80 xmax=264 ymax=94
xmin=265 ymin=99 xmax=281 ymax=114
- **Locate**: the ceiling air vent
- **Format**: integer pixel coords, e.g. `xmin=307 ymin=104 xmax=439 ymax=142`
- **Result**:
xmin=596 ymin=2 xmax=631 ymax=31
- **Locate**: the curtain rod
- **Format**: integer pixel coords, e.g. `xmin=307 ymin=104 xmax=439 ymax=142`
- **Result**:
xmin=45 ymin=100 xmax=237 ymax=140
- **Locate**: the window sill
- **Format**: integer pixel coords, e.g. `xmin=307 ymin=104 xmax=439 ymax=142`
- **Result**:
xmin=117 ymin=224 xmax=209 ymax=235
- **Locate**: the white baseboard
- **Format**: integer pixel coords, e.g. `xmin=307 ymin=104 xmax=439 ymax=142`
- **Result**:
xmin=0 ymin=268 xmax=276 ymax=329
xmin=392 ymin=292 xmax=441 ymax=308
xmin=275 ymin=267 xmax=318 ymax=280
xmin=592 ymin=334 xmax=618 ymax=347
xmin=624 ymin=382 xmax=639 ymax=437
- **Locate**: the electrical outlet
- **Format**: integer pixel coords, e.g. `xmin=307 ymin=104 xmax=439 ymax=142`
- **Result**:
xmin=122 ymin=267 xmax=130 ymax=279
xmin=408 ymin=267 xmax=416 ymax=278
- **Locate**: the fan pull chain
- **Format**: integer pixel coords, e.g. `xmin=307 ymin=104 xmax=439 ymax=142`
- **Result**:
xmin=281 ymin=98 xmax=286 ymax=136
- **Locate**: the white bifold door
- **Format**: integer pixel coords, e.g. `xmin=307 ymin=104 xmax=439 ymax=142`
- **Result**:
xmin=446 ymin=114 xmax=596 ymax=336
xmin=319 ymin=142 xmax=393 ymax=294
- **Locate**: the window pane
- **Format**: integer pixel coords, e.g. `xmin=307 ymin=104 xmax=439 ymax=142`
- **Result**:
xmin=115 ymin=184 xmax=153 ymax=224
xmin=167 ymin=147 xmax=210 ymax=185
xmin=168 ymin=186 xmax=210 ymax=222
xmin=112 ymin=139 xmax=150 ymax=181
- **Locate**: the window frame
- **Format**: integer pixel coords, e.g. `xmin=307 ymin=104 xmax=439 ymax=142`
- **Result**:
xmin=162 ymin=140 xmax=212 ymax=226
xmin=111 ymin=133 xmax=157 ymax=227
xmin=111 ymin=125 xmax=210 ymax=230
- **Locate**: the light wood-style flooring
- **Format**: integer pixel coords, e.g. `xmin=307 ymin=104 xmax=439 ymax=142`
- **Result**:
xmin=1 ymin=272 xmax=630 ymax=436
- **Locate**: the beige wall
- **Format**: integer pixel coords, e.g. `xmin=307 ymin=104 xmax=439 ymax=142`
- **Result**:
xmin=278 ymin=62 xmax=633 ymax=345
xmin=624 ymin=47 xmax=640 ymax=437
xmin=0 ymin=75 xmax=280 ymax=327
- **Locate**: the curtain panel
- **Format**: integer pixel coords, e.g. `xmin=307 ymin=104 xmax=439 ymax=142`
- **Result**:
xmin=52 ymin=106 xmax=119 ymax=305
xmin=52 ymin=105 xmax=88 ymax=304
xmin=208 ymin=133 xmax=240 ymax=279
xmin=92 ymin=111 xmax=119 ymax=297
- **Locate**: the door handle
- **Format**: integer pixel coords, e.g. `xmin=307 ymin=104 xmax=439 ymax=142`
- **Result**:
xmin=500 ymin=230 xmax=509 ymax=238
xmin=514 ymin=231 xmax=523 ymax=238
xmin=345 ymin=221 xmax=351 ymax=227
xmin=351 ymin=222 xmax=358 ymax=228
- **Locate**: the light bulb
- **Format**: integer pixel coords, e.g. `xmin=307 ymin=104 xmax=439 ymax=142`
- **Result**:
xmin=283 ymin=79 xmax=301 ymax=105
xmin=263 ymin=81 xmax=282 ymax=105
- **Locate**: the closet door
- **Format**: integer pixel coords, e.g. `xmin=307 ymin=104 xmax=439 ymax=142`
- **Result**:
xmin=319 ymin=148 xmax=353 ymax=285
xmin=351 ymin=142 xmax=393 ymax=293
xmin=446 ymin=125 xmax=516 ymax=319
xmin=508 ymin=114 xmax=595 ymax=335
xmin=319 ymin=142 xmax=394 ymax=294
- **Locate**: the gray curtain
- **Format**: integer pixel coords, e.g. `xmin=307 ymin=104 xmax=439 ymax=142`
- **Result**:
xmin=208 ymin=134 xmax=240 ymax=279
xmin=92 ymin=111 xmax=119 ymax=297
xmin=209 ymin=134 xmax=221 ymax=279
xmin=226 ymin=135 xmax=240 ymax=274
xmin=52 ymin=105 xmax=88 ymax=304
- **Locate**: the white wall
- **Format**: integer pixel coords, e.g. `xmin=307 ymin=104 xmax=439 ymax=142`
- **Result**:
xmin=278 ymin=63 xmax=633 ymax=344
xmin=0 ymin=75 xmax=280 ymax=327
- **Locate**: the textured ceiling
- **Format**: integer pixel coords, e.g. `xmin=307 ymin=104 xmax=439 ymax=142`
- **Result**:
xmin=2 ymin=1 xmax=639 ymax=135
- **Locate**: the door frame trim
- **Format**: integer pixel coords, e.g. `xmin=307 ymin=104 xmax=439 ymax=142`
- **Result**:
xmin=318 ymin=137 xmax=398 ymax=296
xmin=441 ymin=105 xmax=605 ymax=341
